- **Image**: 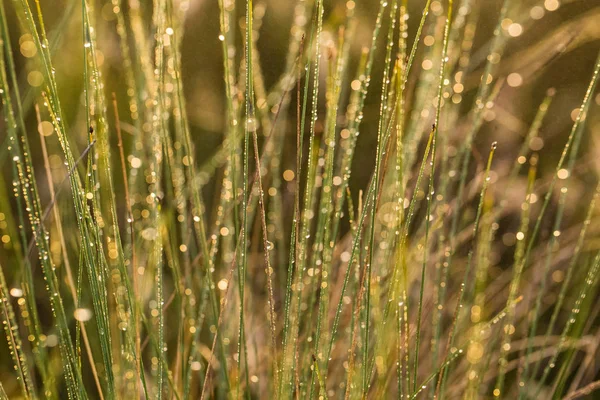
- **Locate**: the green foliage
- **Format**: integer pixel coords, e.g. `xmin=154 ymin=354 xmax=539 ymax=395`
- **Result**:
xmin=0 ymin=0 xmax=599 ymax=399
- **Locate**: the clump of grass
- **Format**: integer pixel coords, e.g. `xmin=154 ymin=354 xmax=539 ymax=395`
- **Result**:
xmin=0 ymin=0 xmax=600 ymax=399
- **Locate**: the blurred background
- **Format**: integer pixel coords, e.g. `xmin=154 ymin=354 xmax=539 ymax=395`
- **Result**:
xmin=2 ymin=0 xmax=600 ymax=202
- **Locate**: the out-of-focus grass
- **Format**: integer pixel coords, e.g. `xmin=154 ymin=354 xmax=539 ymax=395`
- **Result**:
xmin=0 ymin=0 xmax=600 ymax=399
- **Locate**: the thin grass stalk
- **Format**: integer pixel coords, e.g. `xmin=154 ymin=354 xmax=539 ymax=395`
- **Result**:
xmin=435 ymin=142 xmax=497 ymax=399
xmin=323 ymin=0 xmax=393 ymax=379
xmin=534 ymin=249 xmax=600 ymax=398
xmin=494 ymin=154 xmax=537 ymax=396
xmin=363 ymin=1 xmax=398 ymax=394
xmin=35 ymin=104 xmax=105 ymax=399
xmin=412 ymin=295 xmax=521 ymax=400
xmin=0 ymin=3 xmax=54 ymax=395
xmin=412 ymin=1 xmax=453 ymax=394
xmin=164 ymin=2 xmax=231 ymax=395
xmin=250 ymin=116 xmax=279 ymax=389
xmin=281 ymin=0 xmax=324 ymax=395
xmin=0 ymin=263 xmax=35 ymax=399
xmin=434 ymin=0 xmax=511 ymax=362
xmin=236 ymin=0 xmax=255 ymax=396
xmin=305 ymin=42 xmax=340 ymax=400
xmin=0 ymin=4 xmax=87 ymax=394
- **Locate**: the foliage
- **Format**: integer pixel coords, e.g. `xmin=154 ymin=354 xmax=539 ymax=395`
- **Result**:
xmin=0 ymin=0 xmax=600 ymax=399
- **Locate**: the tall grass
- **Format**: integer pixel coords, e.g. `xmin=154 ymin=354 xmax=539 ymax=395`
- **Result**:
xmin=0 ymin=0 xmax=600 ymax=399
